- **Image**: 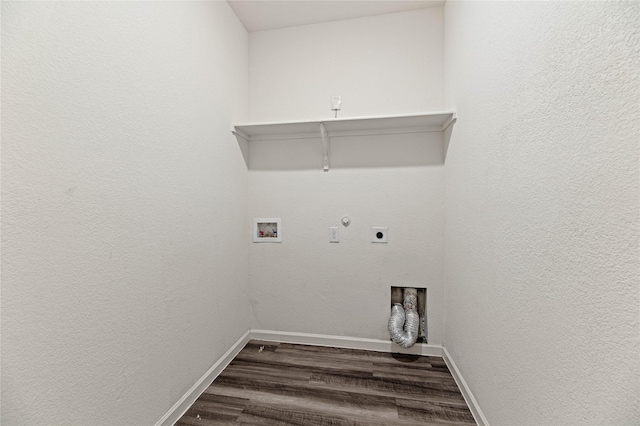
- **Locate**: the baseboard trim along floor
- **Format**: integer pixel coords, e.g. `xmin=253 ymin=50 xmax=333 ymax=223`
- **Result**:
xmin=443 ymin=346 xmax=489 ymax=426
xmin=250 ymin=329 xmax=443 ymax=357
xmin=155 ymin=330 xmax=251 ymax=426
xmin=157 ymin=330 xmax=487 ymax=425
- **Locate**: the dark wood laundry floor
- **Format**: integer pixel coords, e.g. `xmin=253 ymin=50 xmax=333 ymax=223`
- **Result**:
xmin=176 ymin=340 xmax=476 ymax=425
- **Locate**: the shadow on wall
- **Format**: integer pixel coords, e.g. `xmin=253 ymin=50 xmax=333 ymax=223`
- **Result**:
xmin=247 ymin=132 xmax=444 ymax=170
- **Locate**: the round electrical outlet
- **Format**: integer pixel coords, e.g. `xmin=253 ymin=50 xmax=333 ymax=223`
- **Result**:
xmin=371 ymin=227 xmax=388 ymax=243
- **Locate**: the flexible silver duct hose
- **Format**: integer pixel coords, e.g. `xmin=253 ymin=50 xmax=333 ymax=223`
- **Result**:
xmin=388 ymin=290 xmax=419 ymax=348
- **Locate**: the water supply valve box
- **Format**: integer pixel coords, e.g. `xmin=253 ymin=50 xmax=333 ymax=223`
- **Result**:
xmin=253 ymin=218 xmax=282 ymax=243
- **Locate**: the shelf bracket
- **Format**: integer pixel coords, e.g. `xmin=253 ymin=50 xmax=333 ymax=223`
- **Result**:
xmin=319 ymin=122 xmax=329 ymax=172
xmin=231 ymin=129 xmax=249 ymax=141
xmin=441 ymin=112 xmax=457 ymax=131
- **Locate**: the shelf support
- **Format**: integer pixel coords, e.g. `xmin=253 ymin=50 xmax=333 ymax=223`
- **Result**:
xmin=441 ymin=112 xmax=457 ymax=131
xmin=231 ymin=130 xmax=249 ymax=141
xmin=319 ymin=122 xmax=329 ymax=172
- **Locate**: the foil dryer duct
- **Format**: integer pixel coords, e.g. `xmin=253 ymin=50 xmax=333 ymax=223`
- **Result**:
xmin=388 ymin=288 xmax=419 ymax=348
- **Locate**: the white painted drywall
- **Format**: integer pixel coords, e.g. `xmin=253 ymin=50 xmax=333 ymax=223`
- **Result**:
xmin=1 ymin=2 xmax=250 ymax=424
xmin=249 ymin=8 xmax=443 ymax=122
xmin=247 ymin=9 xmax=446 ymax=344
xmin=443 ymin=1 xmax=639 ymax=424
xmin=248 ymin=154 xmax=445 ymax=343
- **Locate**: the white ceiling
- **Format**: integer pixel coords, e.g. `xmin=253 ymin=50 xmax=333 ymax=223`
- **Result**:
xmin=227 ymin=1 xmax=444 ymax=32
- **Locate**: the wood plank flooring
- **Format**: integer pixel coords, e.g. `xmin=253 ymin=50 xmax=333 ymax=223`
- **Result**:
xmin=176 ymin=341 xmax=476 ymax=425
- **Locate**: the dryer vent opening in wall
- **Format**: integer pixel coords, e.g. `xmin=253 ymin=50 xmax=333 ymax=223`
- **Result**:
xmin=391 ymin=286 xmax=427 ymax=343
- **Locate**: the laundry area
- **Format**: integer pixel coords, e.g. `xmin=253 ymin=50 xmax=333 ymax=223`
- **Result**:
xmin=1 ymin=1 xmax=638 ymax=425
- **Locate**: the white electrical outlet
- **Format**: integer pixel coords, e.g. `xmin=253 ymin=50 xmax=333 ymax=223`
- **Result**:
xmin=329 ymin=227 xmax=340 ymax=243
xmin=371 ymin=227 xmax=388 ymax=243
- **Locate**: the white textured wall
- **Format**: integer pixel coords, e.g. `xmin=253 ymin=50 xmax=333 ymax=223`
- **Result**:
xmin=443 ymin=1 xmax=639 ymax=424
xmin=249 ymin=8 xmax=443 ymax=122
xmin=1 ymin=2 xmax=250 ymax=424
xmin=248 ymin=159 xmax=445 ymax=342
xmin=247 ymin=9 xmax=446 ymax=343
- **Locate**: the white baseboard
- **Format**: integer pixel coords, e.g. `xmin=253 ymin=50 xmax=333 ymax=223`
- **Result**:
xmin=442 ymin=346 xmax=489 ymax=426
xmin=250 ymin=329 xmax=443 ymax=357
xmin=154 ymin=329 xmax=251 ymax=426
